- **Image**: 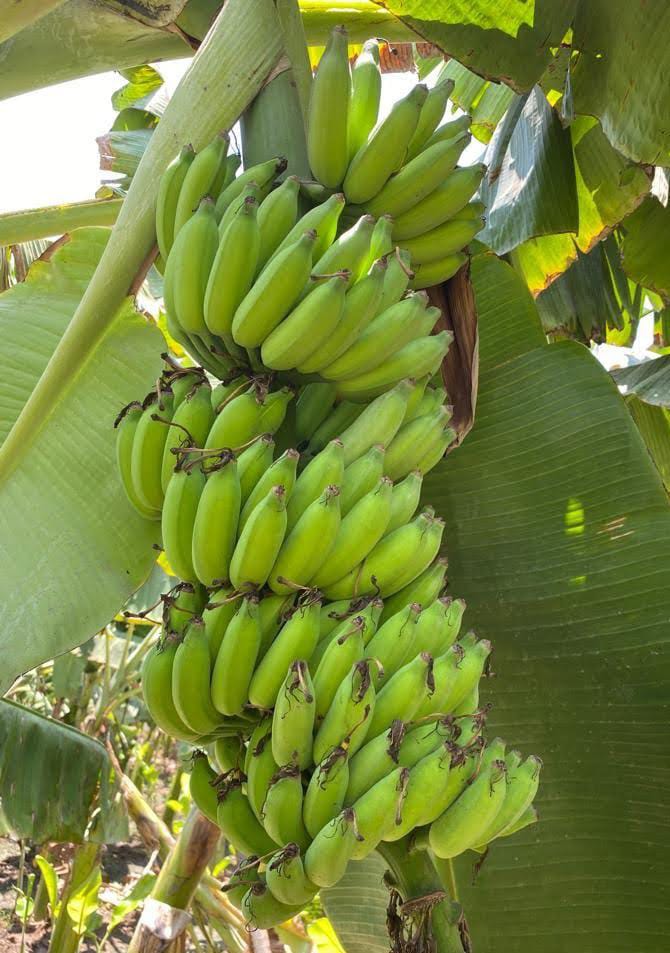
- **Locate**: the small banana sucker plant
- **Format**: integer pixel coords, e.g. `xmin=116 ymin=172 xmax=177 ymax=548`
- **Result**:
xmin=1 ymin=2 xmax=670 ymax=953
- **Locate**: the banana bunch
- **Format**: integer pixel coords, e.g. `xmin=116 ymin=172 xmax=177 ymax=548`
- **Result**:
xmin=306 ymin=28 xmax=486 ymax=289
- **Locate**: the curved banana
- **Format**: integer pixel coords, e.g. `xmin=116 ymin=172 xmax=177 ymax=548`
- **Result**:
xmin=338 ymin=379 xmax=414 ymax=465
xmin=210 ymin=151 xmax=241 ymax=199
xmin=393 ymin=163 xmax=485 ymax=240
xmin=165 ymin=198 xmax=219 ymax=334
xmin=160 ymin=381 xmax=214 ymax=493
xmin=312 ymin=476 xmax=393 ymax=589
xmin=156 ymin=144 xmax=195 ymax=260
xmin=269 ymin=485 xmax=341 ymax=594
xmin=249 ymin=600 xmax=321 ymax=709
xmin=385 ymin=470 xmax=423 ymax=534
xmin=246 ymin=720 xmax=278 ymax=821
xmin=384 ymin=742 xmax=457 ymax=840
xmin=161 ymin=457 xmax=205 ymax=582
xmin=367 ymin=132 xmax=471 ymax=222
xmin=379 ymin=556 xmax=448 ymax=622
xmin=237 ymin=433 xmax=275 ymax=503
xmin=366 ymin=652 xmax=434 ymax=740
xmin=229 ymin=484 xmax=287 ymax=590
xmin=474 ymin=754 xmax=541 ymax=849
xmin=206 ymin=390 xmax=276 ymax=451
xmin=258 ymin=592 xmax=296 ymax=660
xmin=172 ymin=619 xmax=222 ymax=735
xmin=189 ymin=751 xmax=219 ymax=824
xmin=429 ymin=756 xmax=507 ymax=858
xmin=307 ymin=26 xmax=351 ymax=189
xmin=211 ymin=593 xmax=261 ymax=715
xmin=295 ymin=383 xmax=337 ymax=445
xmin=262 ymin=764 xmax=310 ymax=850
xmin=344 ymin=85 xmax=428 ymax=205
xmin=313 ymin=616 xmax=366 ymax=718
xmin=362 ymin=215 xmax=394 ymax=274
xmin=413 ymin=596 xmax=466 ymax=658
xmin=141 ymin=636 xmax=200 ymax=742
xmin=303 ymin=746 xmax=349 ymax=838
xmin=406 ymin=75 xmax=455 ymax=160
xmin=383 ymin=406 xmax=452 ymax=480
xmin=130 ymin=392 xmax=174 ymax=512
xmin=365 ymin=602 xmax=421 ymax=687
xmin=115 ymin=403 xmax=161 ymax=519
xmin=213 ymin=735 xmax=244 ymax=773
xmin=217 ymin=774 xmax=277 ymax=856
xmin=349 ymin=766 xmax=409 ymax=858
xmin=242 ymin=882 xmax=305 ymax=930
xmin=269 ymin=192 xmax=345 ymax=265
xmin=286 ymin=438 xmax=344 ymax=531
xmin=307 ymin=402 xmax=363 ymax=456
xmin=424 ymin=113 xmax=472 ymax=150
xmin=261 ymin=272 xmax=349 ymax=371
xmin=379 ymin=248 xmax=413 ymax=313
xmin=345 ymin=719 xmax=406 ymax=805
xmin=347 ymin=40 xmax=381 ymax=160
xmin=402 ymin=215 xmax=485 ymax=266
xmin=266 ymin=844 xmax=317 ymax=906
xmin=204 ymin=195 xmax=260 ymax=340
xmin=191 ymin=453 xmax=240 ymax=587
xmin=335 ymin=332 xmax=452 ymax=400
xmin=271 ymin=660 xmax=316 ymax=770
xmin=232 ymin=230 xmax=316 ymax=347
xmin=166 ymin=581 xmax=207 ymax=636
xmin=417 ymin=636 xmax=491 ymax=718
xmin=311 ymin=214 xmax=376 ymax=284
xmin=240 ymin=448 xmax=299 ymax=534
xmin=217 ymin=181 xmax=262 ymax=240
xmin=214 ymin=156 xmax=287 ymax=220
xmin=304 ymin=807 xmax=359 ymax=887
xmin=256 ymin=175 xmax=300 ymax=270
xmin=173 ymin=131 xmax=228 ymax=236
xmin=202 ymin=587 xmax=239 ymax=663
xmin=313 ymin=659 xmax=376 ymax=763
xmin=340 ymin=444 xmax=386 ymax=515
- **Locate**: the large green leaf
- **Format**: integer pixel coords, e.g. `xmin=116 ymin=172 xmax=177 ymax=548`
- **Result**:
xmin=321 ymin=854 xmax=389 ymax=953
xmin=480 ymin=87 xmax=578 ymax=255
xmin=611 ymin=355 xmax=670 ymax=407
xmin=572 ymin=0 xmax=670 ymax=165
xmin=419 ymin=253 xmax=670 ymax=952
xmin=620 ymin=197 xmax=670 ymax=299
xmin=0 ymin=699 xmax=111 ymax=843
xmin=626 ymin=397 xmax=670 ymax=491
xmin=0 ymin=229 xmax=162 ymax=693
xmin=439 ymin=58 xmax=515 ymax=144
xmin=374 ymin=1 xmax=577 ymax=92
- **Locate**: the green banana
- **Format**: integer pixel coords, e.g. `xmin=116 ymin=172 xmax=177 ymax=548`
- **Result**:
xmin=240 ymin=447 xmax=299 ymax=533
xmin=262 ymin=764 xmax=310 ymax=850
xmin=242 ymin=882 xmax=305 ymax=929
xmin=269 ymin=485 xmax=341 ymax=593
xmin=173 ymin=131 xmax=228 ymax=236
xmin=393 ymin=163 xmax=485 ymax=240
xmin=303 ymin=746 xmax=349 ymax=838
xmin=413 ymin=596 xmax=466 ymax=658
xmin=424 ymin=113 xmax=472 ymax=150
xmin=385 ymin=470 xmax=423 ymax=534
xmin=365 ymin=602 xmax=421 ymax=687
xmin=453 ymin=684 xmax=479 ymax=716
xmin=246 ymin=720 xmax=278 ymax=821
xmin=202 ymin=588 xmax=239 ymax=663
xmin=213 ymin=735 xmax=244 ymax=773
xmin=406 ymin=76 xmax=455 ymax=160
xmin=379 ymin=248 xmax=413 ymax=313
xmin=189 ymin=751 xmax=219 ymax=824
xmin=165 ymin=198 xmax=219 ymax=334
xmin=307 ymin=401 xmax=363 ymax=455
xmin=362 ymin=215 xmax=394 ymax=273
xmin=340 ymin=444 xmax=386 ymax=515
xmin=286 ymin=438 xmax=344 ymax=531
xmin=261 ymin=271 xmax=349 ymax=370
xmin=384 ymin=742 xmax=459 ymax=840
xmin=217 ymin=181 xmax=262 ymax=240
xmin=403 ymin=215 xmax=484 ymax=266
xmin=229 ymin=484 xmax=287 ymax=590
xmin=311 ymin=214 xmax=376 ymax=284
xmin=224 ymin=855 xmax=261 ymax=909
xmin=269 ymin=192 xmax=345 ymax=264
xmin=313 ymin=616 xmax=366 ymax=719
xmin=347 ymin=40 xmax=381 ymax=160
xmin=312 ymin=476 xmax=393 ymax=588
xmin=344 ymin=719 xmax=406 ymax=805
xmin=344 ymin=84 xmax=428 ymax=204
xmin=365 ymin=132 xmax=470 ymax=220
xmin=172 ymin=619 xmax=222 ymax=735
xmin=232 ymin=230 xmax=316 ymax=347
xmin=323 ymin=510 xmax=444 ymax=600
xmin=383 ymin=406 xmax=452 ymax=480
xmin=295 ymin=384 xmax=337 ymax=445
xmin=271 ymin=660 xmax=316 ymax=769
xmin=335 ymin=332 xmax=452 ymax=400
xmin=204 ymin=195 xmax=260 ymax=340
xmin=161 ymin=457 xmax=205 ymax=582
xmin=349 ymin=766 xmax=409 ymax=858
xmin=211 ymin=593 xmax=261 ymax=715
xmin=217 ymin=774 xmax=277 ymax=856
xmin=313 ymin=659 xmax=376 ymax=763
xmin=249 ymin=600 xmax=321 ymax=709
xmin=310 ymin=597 xmax=380 ymax=672
xmin=214 ymin=156 xmax=286 ymax=220
xmin=258 ymin=592 xmax=295 ymax=660
xmin=409 ymin=253 xmax=467 ymax=290
xmin=366 ymin=652 xmax=434 ymax=740
xmin=169 ymin=369 xmax=205 ymax=409
xmin=160 ymin=381 xmax=214 ymax=493
xmin=305 ymin=808 xmax=360 ymax=888
xmin=191 ymin=453 xmax=240 ymax=587
xmin=474 ymin=755 xmax=542 ymax=848
xmin=210 ymin=151 xmax=241 ymax=199
xmin=398 ymin=715 xmax=460 ymax=768
xmin=414 ymin=425 xmax=456 ymax=472
xmin=297 ymin=257 xmax=386 ymax=374
xmin=307 ymin=26 xmax=351 ymax=189
xmin=379 ymin=556 xmax=448 ymax=622
xmin=256 ymin=175 xmax=300 ymax=270
xmin=266 ymin=844 xmax=317 ymax=906
xmin=236 ymin=433 xmax=275 ymax=503
xmin=115 ymin=403 xmax=161 ymax=519
xmin=320 ymin=296 xmax=438 ymax=382
xmin=166 ymin=581 xmax=207 ymax=635
xmin=338 ymin=379 xmax=413 ymax=465
xmin=130 ymin=392 xmax=174 ymax=512
xmin=156 ymin=144 xmax=196 ymax=260
xmin=429 ymin=756 xmax=507 ymax=858
xmin=141 ymin=636 xmax=200 ymax=742
xmin=417 ymin=637 xmax=491 ymax=718
xmin=205 ymin=388 xmax=290 ymax=450
xmin=403 ymin=379 xmax=440 ymax=422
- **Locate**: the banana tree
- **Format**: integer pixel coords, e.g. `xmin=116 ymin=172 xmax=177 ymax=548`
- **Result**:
xmin=1 ymin=2 xmax=669 ymax=952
